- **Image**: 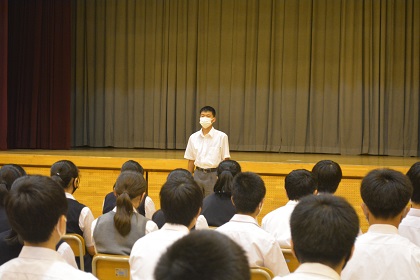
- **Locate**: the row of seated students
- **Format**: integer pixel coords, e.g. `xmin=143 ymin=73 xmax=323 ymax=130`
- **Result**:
xmin=2 ymin=159 xmax=420 ymax=279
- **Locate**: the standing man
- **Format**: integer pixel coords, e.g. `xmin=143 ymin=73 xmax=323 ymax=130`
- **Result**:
xmin=185 ymin=106 xmax=230 ymax=197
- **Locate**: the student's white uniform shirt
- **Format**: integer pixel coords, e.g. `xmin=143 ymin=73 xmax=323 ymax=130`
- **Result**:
xmin=216 ymin=214 xmax=290 ymax=277
xmin=262 ymin=200 xmax=298 ymax=248
xmin=184 ymin=127 xmax=230 ymax=169
xmin=273 ymin=263 xmax=340 ymax=280
xmin=341 ymin=224 xmax=420 ymax=280
xmin=129 ymin=223 xmax=189 ymax=280
xmin=399 ymin=208 xmax=420 ymax=247
xmin=0 ymin=246 xmax=97 ymax=279
xmin=65 ymin=193 xmax=95 ymax=247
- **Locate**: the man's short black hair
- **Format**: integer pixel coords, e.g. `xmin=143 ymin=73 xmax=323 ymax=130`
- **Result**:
xmin=406 ymin=162 xmax=420 ymax=204
xmin=291 ymin=194 xmax=359 ymax=268
xmin=361 ymin=168 xmax=413 ymax=219
xmin=5 ymin=175 xmax=68 ymax=244
xmin=154 ymin=230 xmax=250 ymax=280
xmin=312 ymin=160 xmax=342 ymax=194
xmin=160 ymin=176 xmax=203 ymax=227
xmin=232 ymin=172 xmax=265 ymax=214
xmin=199 ymin=106 xmax=216 ymax=117
xmin=285 ymin=169 xmax=317 ymax=201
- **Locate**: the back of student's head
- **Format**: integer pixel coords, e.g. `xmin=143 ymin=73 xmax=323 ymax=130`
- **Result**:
xmin=312 ymin=160 xmax=342 ymax=194
xmin=361 ymin=168 xmax=413 ymax=219
xmin=284 ymin=169 xmax=317 ymax=201
xmin=199 ymin=105 xmax=216 ymax=117
xmin=121 ymin=160 xmax=144 ymax=175
xmin=232 ymin=172 xmax=266 ymax=214
xmin=290 ymin=194 xmax=359 ymax=268
xmin=166 ymin=168 xmax=194 ymax=182
xmin=160 ymin=175 xmax=203 ymax=227
xmin=114 ymin=171 xmax=147 ymax=236
xmin=154 ymin=230 xmax=250 ymax=280
xmin=406 ymin=162 xmax=420 ymax=204
xmin=213 ymin=160 xmax=241 ymax=196
xmin=0 ymin=164 xmax=26 ymax=206
xmin=50 ymin=160 xmax=79 ymax=189
xmin=5 ymin=175 xmax=67 ymax=244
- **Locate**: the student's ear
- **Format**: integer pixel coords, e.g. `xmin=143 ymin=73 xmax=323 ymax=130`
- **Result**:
xmin=231 ymin=196 xmax=235 ymax=206
xmin=361 ymin=203 xmax=369 ymax=221
xmin=212 ymin=117 xmax=216 ymax=123
xmin=313 ymin=189 xmax=318 ymax=195
xmin=290 ymin=240 xmax=297 ymax=259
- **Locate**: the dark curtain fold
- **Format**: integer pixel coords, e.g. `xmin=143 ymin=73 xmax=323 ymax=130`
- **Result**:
xmin=72 ymin=0 xmax=420 ymax=156
xmin=0 ymin=0 xmax=7 ymax=150
xmin=7 ymin=0 xmax=71 ymax=149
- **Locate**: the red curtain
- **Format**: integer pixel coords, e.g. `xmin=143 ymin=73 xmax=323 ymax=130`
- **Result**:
xmin=7 ymin=0 xmax=71 ymax=149
xmin=0 ymin=0 xmax=7 ymax=150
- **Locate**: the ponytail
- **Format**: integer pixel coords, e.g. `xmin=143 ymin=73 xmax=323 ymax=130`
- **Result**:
xmin=113 ymin=171 xmax=146 ymax=237
xmin=114 ymin=191 xmax=134 ymax=236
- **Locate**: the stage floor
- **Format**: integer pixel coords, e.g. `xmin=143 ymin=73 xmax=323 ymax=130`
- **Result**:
xmin=1 ymin=148 xmax=419 ymax=167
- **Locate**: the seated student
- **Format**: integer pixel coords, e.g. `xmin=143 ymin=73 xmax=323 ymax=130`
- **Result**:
xmin=0 ymin=175 xmax=96 ymax=279
xmin=151 ymin=169 xmax=208 ymax=230
xmin=262 ymin=169 xmax=317 ymax=248
xmin=0 ymin=164 xmax=26 ymax=233
xmin=217 ymin=172 xmax=289 ymax=277
xmin=92 ymin=171 xmax=158 ymax=255
xmin=50 ymin=160 xmax=95 ymax=271
xmin=342 ymin=168 xmax=420 ymax=280
xmin=201 ymin=160 xmax=240 ymax=227
xmin=0 ymin=227 xmax=78 ymax=268
xmin=274 ymin=194 xmax=359 ymax=280
xmin=399 ymin=162 xmax=420 ymax=246
xmin=154 ymin=230 xmax=250 ymax=280
xmin=129 ymin=170 xmax=204 ymax=280
xmin=102 ymin=160 xmax=156 ymax=219
xmin=311 ymin=160 xmax=342 ymax=194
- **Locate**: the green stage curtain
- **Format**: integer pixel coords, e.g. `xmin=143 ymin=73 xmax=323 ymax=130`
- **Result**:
xmin=72 ymin=0 xmax=420 ymax=156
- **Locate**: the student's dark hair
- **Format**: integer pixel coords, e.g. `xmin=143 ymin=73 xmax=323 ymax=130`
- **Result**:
xmin=0 ymin=164 xmax=26 ymax=206
xmin=50 ymin=160 xmax=79 ymax=189
xmin=213 ymin=160 xmax=241 ymax=196
xmin=232 ymin=172 xmax=266 ymax=214
xmin=160 ymin=178 xmax=203 ymax=226
xmin=114 ymin=171 xmax=147 ymax=236
xmin=312 ymin=160 xmax=342 ymax=194
xmin=121 ymin=160 xmax=144 ymax=175
xmin=166 ymin=168 xmax=194 ymax=182
xmin=285 ymin=169 xmax=317 ymax=201
xmin=199 ymin=106 xmax=216 ymax=117
xmin=361 ymin=168 xmax=413 ymax=219
xmin=406 ymin=162 xmax=420 ymax=204
xmin=5 ymin=175 xmax=68 ymax=244
xmin=154 ymin=230 xmax=250 ymax=280
xmin=290 ymin=194 xmax=359 ymax=268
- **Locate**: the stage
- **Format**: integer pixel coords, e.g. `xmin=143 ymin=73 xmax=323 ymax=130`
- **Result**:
xmin=1 ymin=148 xmax=418 ymax=232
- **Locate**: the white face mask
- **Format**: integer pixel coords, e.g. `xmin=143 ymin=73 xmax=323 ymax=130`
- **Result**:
xmin=199 ymin=117 xmax=213 ymax=129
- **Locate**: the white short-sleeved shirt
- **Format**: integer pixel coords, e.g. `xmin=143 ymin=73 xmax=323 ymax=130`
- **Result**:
xmin=0 ymin=246 xmax=97 ymax=279
xmin=57 ymin=242 xmax=78 ymax=269
xmin=216 ymin=214 xmax=290 ymax=277
xmin=273 ymin=263 xmax=340 ymax=280
xmin=262 ymin=200 xmax=298 ymax=248
xmin=184 ymin=127 xmax=230 ymax=169
xmin=129 ymin=223 xmax=190 ymax=280
xmin=65 ymin=193 xmax=95 ymax=247
xmin=341 ymin=224 xmax=420 ymax=280
xmin=399 ymin=208 xmax=420 ymax=247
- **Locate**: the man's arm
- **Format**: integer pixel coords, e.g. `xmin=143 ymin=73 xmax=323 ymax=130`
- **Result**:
xmin=188 ymin=160 xmax=195 ymax=174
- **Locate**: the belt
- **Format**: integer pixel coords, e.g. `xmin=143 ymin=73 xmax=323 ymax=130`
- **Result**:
xmin=195 ymin=167 xmax=217 ymax=173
